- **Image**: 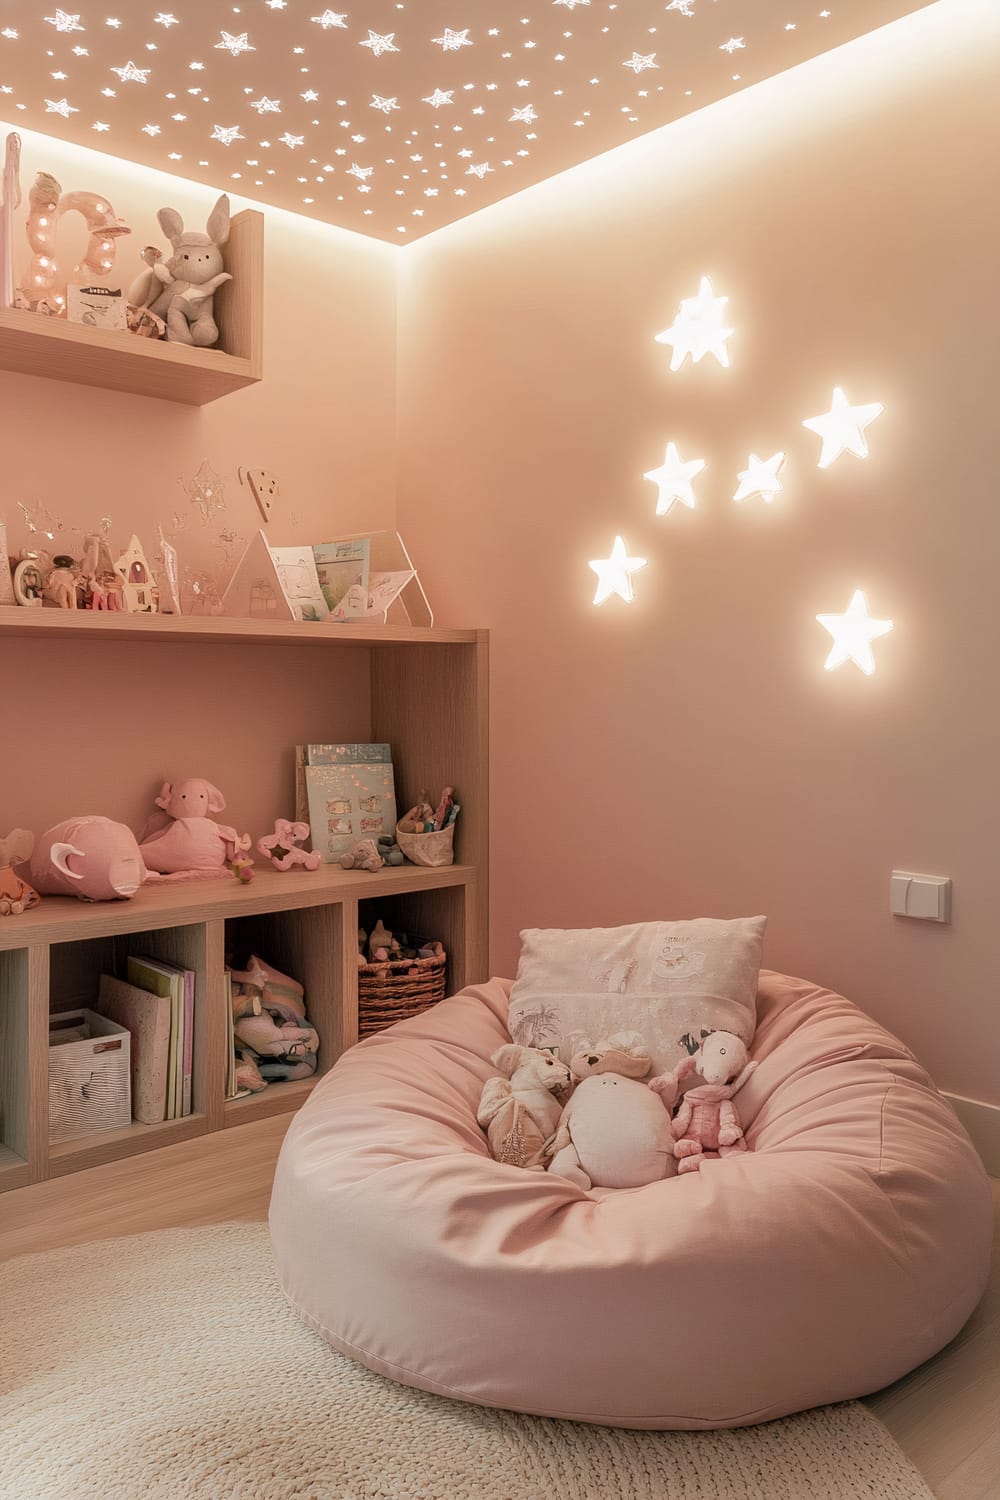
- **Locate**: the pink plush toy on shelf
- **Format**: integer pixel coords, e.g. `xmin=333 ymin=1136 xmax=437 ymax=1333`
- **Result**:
xmin=29 ymin=816 xmax=147 ymax=901
xmin=139 ymin=778 xmax=250 ymax=881
xmin=257 ymin=819 xmax=321 ymax=873
xmin=650 ymin=1031 xmax=757 ymax=1175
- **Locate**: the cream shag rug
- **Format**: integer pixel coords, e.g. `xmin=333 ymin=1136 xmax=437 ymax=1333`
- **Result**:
xmin=0 ymin=1224 xmax=932 ymax=1500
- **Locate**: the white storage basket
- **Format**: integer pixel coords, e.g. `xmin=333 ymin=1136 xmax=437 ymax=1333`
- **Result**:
xmin=48 ymin=1009 xmax=131 ymax=1144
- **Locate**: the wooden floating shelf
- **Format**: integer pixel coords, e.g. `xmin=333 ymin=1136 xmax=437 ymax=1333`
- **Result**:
xmin=0 ymin=209 xmax=263 ymax=406
xmin=0 ymin=862 xmax=476 ymax=952
xmin=223 ymin=1077 xmax=318 ymax=1128
xmin=47 ymin=1113 xmax=207 ymax=1178
xmin=0 ymin=607 xmax=480 ymax=649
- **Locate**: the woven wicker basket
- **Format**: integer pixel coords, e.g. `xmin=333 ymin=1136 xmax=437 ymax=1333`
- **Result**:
xmin=358 ymin=947 xmax=447 ymax=1037
xmin=395 ymin=819 xmax=455 ymax=868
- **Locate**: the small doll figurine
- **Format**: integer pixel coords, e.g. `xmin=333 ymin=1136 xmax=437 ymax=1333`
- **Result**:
xmin=42 ymin=555 xmax=78 ymax=610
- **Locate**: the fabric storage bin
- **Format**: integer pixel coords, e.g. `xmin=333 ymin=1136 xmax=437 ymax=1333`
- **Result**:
xmin=49 ymin=1009 xmax=131 ymax=1143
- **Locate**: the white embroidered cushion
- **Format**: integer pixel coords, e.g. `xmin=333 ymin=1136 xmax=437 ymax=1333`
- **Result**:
xmin=507 ymin=917 xmax=767 ymax=1076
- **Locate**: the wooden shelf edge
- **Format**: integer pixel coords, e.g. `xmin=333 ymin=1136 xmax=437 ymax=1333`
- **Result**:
xmin=0 ymin=1149 xmax=31 ymax=1195
xmin=223 ymin=1077 xmax=318 ymax=1127
xmin=0 ymin=607 xmax=481 ymax=648
xmin=0 ymin=863 xmax=476 ymax=951
xmin=46 ymin=1114 xmax=207 ymax=1176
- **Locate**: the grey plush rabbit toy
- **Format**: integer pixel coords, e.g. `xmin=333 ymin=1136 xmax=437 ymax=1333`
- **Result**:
xmin=128 ymin=193 xmax=232 ymax=347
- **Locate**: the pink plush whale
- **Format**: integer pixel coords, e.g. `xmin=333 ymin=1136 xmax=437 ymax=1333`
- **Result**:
xmin=29 ymin=816 xmax=147 ymax=901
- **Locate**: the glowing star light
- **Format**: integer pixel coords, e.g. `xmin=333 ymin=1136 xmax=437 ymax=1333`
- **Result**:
xmin=509 ymin=104 xmax=537 ymax=124
xmin=623 ymin=52 xmax=658 ymax=74
xmin=312 ymin=10 xmax=348 ymax=26
xmin=802 ymin=387 xmax=885 ymax=469
xmin=433 ymin=28 xmax=472 ymax=51
xmin=654 ymin=275 xmax=732 ymax=371
xmin=278 ymin=132 xmax=304 ymax=149
xmin=216 ymin=31 xmax=254 ymax=56
xmin=589 ymin=536 xmax=647 ymax=606
xmin=423 ymin=88 xmax=453 ymax=107
xmin=733 ymin=452 xmax=785 ymax=503
xmin=45 ymin=98 xmax=78 ymax=117
xmin=250 ymin=96 xmax=281 ymax=114
xmin=154 ymin=13 xmax=179 ymax=26
xmin=371 ymin=95 xmax=399 ymax=113
xmin=211 ymin=124 xmax=244 ymax=145
xmin=644 ymin=442 xmax=706 ymax=515
xmin=360 ymin=31 xmax=398 ymax=57
xmin=112 ymin=62 xmax=150 ymax=83
xmin=347 ymin=162 xmax=373 ymax=181
xmin=816 ymin=590 xmax=893 ymax=675
xmin=44 ymin=11 xmax=84 ymax=33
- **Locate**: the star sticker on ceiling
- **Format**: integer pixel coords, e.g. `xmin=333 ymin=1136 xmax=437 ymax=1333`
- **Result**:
xmin=141 ymin=123 xmax=161 ymax=136
xmin=301 ymin=90 xmax=319 ymax=102
xmin=423 ymin=89 xmax=454 ymax=108
xmin=279 ymin=132 xmax=304 ymax=148
xmin=45 ymin=98 xmax=78 ymax=117
xmin=466 ymin=163 xmax=493 ymax=177
xmin=666 ymin=0 xmax=697 ymax=14
xmin=92 ymin=121 xmax=110 ymax=131
xmin=154 ymin=12 xmax=179 ymax=26
xmin=44 ymin=11 xmax=84 ymax=33
xmin=312 ymin=10 xmax=348 ymax=28
xmin=509 ymin=105 xmax=538 ymax=124
xmin=216 ymin=31 xmax=255 ymax=57
xmin=265 ymin=1 xmax=287 ymax=8
xmin=802 ymin=388 xmax=885 ymax=468
xmin=816 ymin=590 xmax=893 ymax=675
xmin=106 ymin=18 xmax=122 ymax=28
xmin=433 ymin=29 xmax=473 ymax=52
xmin=589 ymin=536 xmax=647 ymax=606
xmin=371 ymin=95 xmax=400 ymax=114
xmin=655 ymin=276 xmax=733 ymax=370
xmin=720 ymin=38 xmax=746 ymax=54
xmin=360 ymin=32 xmax=399 ymax=58
xmin=251 ymin=97 xmax=282 ymax=114
xmin=644 ymin=442 xmax=706 ymax=515
xmin=733 ymin=452 xmax=786 ymax=503
xmin=111 ymin=62 xmax=151 ymax=84
xmin=347 ymin=162 xmax=373 ymax=180
xmin=211 ymin=124 xmax=244 ymax=145
xmin=623 ymin=53 xmax=659 ymax=74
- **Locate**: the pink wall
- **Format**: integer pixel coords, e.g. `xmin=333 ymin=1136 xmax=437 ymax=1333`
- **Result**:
xmin=397 ymin=2 xmax=1000 ymax=1104
xmin=1 ymin=126 xmax=395 ymax=841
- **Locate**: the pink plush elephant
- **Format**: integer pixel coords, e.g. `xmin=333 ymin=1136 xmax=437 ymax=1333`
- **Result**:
xmin=29 ymin=816 xmax=147 ymax=901
xmin=139 ymin=778 xmax=247 ymax=878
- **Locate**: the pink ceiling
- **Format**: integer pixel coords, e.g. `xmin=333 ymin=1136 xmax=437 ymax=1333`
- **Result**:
xmin=0 ymin=1 xmax=934 ymax=242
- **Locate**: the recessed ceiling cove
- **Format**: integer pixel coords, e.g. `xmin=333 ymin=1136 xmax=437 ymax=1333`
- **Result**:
xmin=0 ymin=1 xmax=933 ymax=242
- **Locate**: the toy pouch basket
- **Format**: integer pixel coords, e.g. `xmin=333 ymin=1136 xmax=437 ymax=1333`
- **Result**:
xmin=358 ymin=946 xmax=448 ymax=1037
xmin=395 ymin=817 xmax=455 ymax=868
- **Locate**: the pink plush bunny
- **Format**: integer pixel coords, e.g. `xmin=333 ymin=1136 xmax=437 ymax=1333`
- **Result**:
xmin=652 ymin=1032 xmax=757 ymax=1175
xmin=139 ymin=777 xmax=246 ymax=878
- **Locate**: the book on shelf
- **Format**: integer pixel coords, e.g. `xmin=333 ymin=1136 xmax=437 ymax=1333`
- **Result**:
xmin=225 ymin=970 xmax=252 ymax=1102
xmin=96 ymin=975 xmax=171 ymax=1125
xmin=294 ymin=742 xmax=393 ymax=828
xmin=126 ymin=956 xmax=195 ymax=1120
xmin=302 ymin=752 xmax=397 ymax=864
xmin=313 ymin=538 xmax=370 ymax=618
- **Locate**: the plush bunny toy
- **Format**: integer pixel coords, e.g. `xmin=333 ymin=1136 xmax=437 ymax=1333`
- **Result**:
xmin=129 ymin=194 xmax=232 ymax=347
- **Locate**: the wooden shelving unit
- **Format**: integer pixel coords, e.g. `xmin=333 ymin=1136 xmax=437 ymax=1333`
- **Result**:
xmin=0 ymin=619 xmax=488 ymax=1194
xmin=0 ymin=209 xmax=263 ymax=405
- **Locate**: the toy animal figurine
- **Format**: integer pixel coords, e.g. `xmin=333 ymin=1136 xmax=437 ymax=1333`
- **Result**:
xmin=130 ymin=194 xmax=232 ymax=347
xmin=258 ymin=819 xmax=321 ymax=872
xmin=340 ymin=837 xmax=384 ymax=873
xmin=29 ymin=816 xmax=147 ymax=901
xmin=138 ymin=777 xmax=247 ymax=879
xmin=656 ymin=1031 xmax=757 ymax=1174
xmin=0 ymin=829 xmax=40 ymax=916
xmin=42 ymin=555 xmax=78 ymax=609
xmin=547 ymin=1035 xmax=675 ymax=1190
xmin=478 ymin=1044 xmax=573 ymax=1171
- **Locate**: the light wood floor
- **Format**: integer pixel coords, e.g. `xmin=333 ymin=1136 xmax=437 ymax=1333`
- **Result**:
xmin=1 ymin=1130 xmax=996 ymax=1500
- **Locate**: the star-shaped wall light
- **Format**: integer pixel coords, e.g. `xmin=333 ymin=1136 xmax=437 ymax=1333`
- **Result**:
xmin=816 ymin=590 xmax=893 ymax=675
xmin=589 ymin=536 xmax=647 ymax=605
xmin=655 ymin=276 xmax=733 ymax=371
xmin=643 ymin=442 xmax=706 ymax=515
xmin=733 ymin=451 xmax=785 ymax=503
xmin=803 ymin=387 xmax=885 ymax=468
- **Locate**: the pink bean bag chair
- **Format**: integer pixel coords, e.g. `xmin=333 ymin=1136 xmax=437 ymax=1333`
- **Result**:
xmin=269 ymin=972 xmax=992 ymax=1430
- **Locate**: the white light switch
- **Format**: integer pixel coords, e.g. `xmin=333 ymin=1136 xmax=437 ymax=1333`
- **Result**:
xmin=890 ymin=871 xmax=952 ymax=923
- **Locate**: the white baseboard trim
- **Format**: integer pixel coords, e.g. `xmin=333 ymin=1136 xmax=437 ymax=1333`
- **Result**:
xmin=944 ymin=1092 xmax=1000 ymax=1177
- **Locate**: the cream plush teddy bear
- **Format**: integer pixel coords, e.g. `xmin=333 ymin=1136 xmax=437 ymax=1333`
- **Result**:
xmin=547 ymin=1033 xmax=678 ymax=1191
xmin=478 ymin=1044 xmax=573 ymax=1171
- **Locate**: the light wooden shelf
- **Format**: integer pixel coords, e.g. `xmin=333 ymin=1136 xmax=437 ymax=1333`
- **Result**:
xmin=0 ymin=606 xmax=481 ymax=649
xmin=223 ymin=1077 xmax=318 ymax=1128
xmin=0 ymin=209 xmax=263 ymax=405
xmin=47 ymin=1114 xmax=207 ymax=1177
xmin=0 ymin=1144 xmax=30 ymax=1192
xmin=0 ymin=863 xmax=476 ymax=952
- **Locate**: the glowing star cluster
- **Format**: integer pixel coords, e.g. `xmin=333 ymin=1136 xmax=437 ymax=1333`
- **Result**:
xmin=655 ymin=277 xmax=733 ymax=371
xmin=644 ymin=443 xmax=705 ymax=515
xmin=816 ymin=591 xmax=893 ymax=675
xmin=733 ymin=452 xmax=785 ymax=504
xmin=589 ymin=536 xmax=647 ymax=606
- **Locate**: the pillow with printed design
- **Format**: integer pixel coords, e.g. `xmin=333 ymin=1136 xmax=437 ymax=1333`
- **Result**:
xmin=507 ymin=917 xmax=767 ymax=1078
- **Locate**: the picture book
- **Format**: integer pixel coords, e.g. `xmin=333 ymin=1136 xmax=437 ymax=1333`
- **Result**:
xmin=269 ymin=546 xmax=330 ymax=622
xmin=126 ymin=957 xmax=192 ymax=1119
xmin=294 ymin=743 xmax=392 ymax=824
xmin=96 ymin=975 xmax=171 ymax=1125
xmin=313 ymin=539 xmax=370 ymax=617
xmin=305 ymin=759 xmax=397 ymax=863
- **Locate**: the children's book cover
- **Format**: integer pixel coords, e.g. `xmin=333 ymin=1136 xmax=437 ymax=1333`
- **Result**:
xmin=305 ymin=761 xmax=397 ymax=863
xmin=313 ymin=540 xmax=370 ymax=616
